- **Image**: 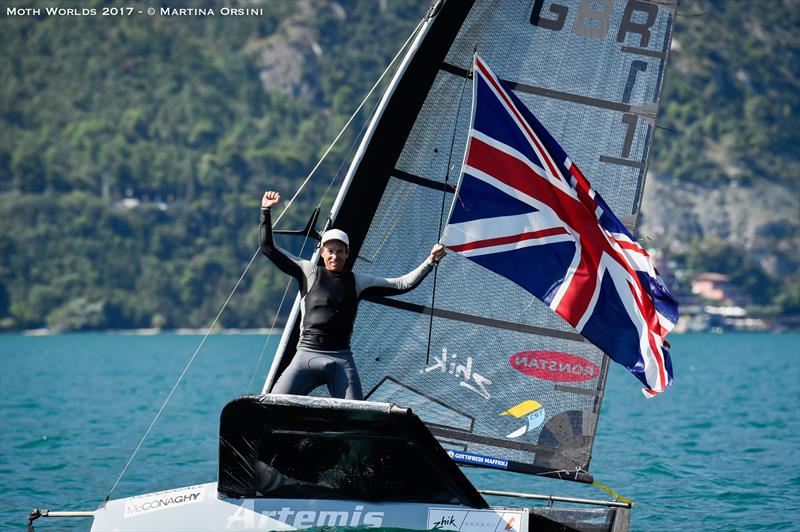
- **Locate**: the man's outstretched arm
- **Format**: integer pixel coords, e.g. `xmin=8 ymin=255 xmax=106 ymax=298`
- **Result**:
xmin=356 ymin=244 xmax=446 ymax=298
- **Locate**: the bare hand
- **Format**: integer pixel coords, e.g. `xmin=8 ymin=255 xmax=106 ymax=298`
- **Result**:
xmin=429 ymin=243 xmax=446 ymax=264
xmin=262 ymin=190 xmax=281 ymax=209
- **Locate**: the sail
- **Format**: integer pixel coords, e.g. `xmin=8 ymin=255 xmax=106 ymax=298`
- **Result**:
xmin=266 ymin=0 xmax=677 ymax=481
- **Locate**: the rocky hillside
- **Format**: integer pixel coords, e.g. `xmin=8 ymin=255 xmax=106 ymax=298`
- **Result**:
xmin=640 ymin=176 xmax=798 ymax=280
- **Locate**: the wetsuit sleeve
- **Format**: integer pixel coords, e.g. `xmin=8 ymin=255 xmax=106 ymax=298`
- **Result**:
xmin=355 ymin=258 xmax=436 ymax=299
xmin=260 ymin=208 xmax=315 ymax=291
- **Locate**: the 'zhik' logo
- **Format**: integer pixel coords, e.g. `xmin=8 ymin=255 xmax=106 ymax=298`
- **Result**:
xmin=423 ymin=347 xmax=492 ymax=400
xmin=500 ymin=400 xmax=546 ymax=438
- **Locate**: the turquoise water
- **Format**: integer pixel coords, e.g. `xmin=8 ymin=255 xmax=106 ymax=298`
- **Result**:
xmin=1 ymin=332 xmax=798 ymax=530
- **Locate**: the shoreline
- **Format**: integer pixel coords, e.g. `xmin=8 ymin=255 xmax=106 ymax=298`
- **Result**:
xmin=17 ymin=327 xmax=281 ymax=336
xmin=9 ymin=327 xmax=798 ymax=336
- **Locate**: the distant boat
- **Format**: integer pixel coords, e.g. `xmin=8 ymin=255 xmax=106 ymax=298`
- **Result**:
xmin=29 ymin=0 xmax=677 ymax=530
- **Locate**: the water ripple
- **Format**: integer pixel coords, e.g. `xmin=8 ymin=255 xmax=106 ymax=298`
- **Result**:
xmin=14 ymin=435 xmax=63 ymax=450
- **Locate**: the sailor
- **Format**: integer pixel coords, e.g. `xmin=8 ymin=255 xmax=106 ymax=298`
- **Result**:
xmin=260 ymin=190 xmax=446 ymax=400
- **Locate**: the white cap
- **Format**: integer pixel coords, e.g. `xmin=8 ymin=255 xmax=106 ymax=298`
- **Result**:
xmin=320 ymin=228 xmax=349 ymax=247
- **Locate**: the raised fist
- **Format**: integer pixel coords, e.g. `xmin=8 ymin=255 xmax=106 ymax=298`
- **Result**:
xmin=262 ymin=190 xmax=281 ymax=209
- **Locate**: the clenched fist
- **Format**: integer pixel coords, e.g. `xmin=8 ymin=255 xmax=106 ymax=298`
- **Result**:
xmin=262 ymin=190 xmax=281 ymax=209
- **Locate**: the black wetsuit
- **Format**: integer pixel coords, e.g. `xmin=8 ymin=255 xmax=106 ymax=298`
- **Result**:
xmin=260 ymin=208 xmax=435 ymax=399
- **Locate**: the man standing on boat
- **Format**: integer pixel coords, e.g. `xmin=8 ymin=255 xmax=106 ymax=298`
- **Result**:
xmin=260 ymin=190 xmax=446 ymax=400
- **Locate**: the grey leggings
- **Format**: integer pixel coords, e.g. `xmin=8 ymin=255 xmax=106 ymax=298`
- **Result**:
xmin=270 ymin=348 xmax=364 ymax=400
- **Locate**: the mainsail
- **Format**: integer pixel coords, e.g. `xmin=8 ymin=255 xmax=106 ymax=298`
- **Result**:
xmin=265 ymin=0 xmax=677 ymax=482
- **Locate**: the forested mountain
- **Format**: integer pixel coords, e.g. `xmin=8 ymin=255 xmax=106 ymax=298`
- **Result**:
xmin=1 ymin=0 xmax=797 ymax=331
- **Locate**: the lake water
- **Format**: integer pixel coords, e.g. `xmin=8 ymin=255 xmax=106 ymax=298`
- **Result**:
xmin=1 ymin=332 xmax=798 ymax=531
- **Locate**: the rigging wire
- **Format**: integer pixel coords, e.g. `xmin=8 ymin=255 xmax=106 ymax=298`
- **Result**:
xmin=103 ymin=17 xmax=425 ymax=502
xmin=425 ymin=69 xmax=470 ymax=365
xmin=247 ymin=278 xmax=295 ymax=394
xmin=267 ymin=17 xmax=424 ymax=230
xmin=103 ymin=250 xmax=258 ymax=502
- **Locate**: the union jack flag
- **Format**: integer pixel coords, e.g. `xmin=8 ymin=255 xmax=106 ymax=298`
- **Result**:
xmin=441 ymin=56 xmax=679 ymax=396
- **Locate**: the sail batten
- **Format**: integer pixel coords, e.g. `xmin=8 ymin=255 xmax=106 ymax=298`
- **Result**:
xmin=440 ymin=62 xmax=658 ymax=118
xmin=392 ymin=169 xmax=454 ymax=192
xmin=364 ymin=296 xmax=587 ymax=342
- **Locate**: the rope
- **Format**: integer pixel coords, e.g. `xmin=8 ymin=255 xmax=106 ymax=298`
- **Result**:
xmin=103 ymin=18 xmax=425 ymax=501
xmin=425 ymin=70 xmax=470 ymax=365
xmin=592 ymin=479 xmax=635 ymax=505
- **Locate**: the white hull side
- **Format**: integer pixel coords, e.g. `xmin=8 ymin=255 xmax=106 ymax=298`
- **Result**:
xmin=90 ymin=483 xmax=528 ymax=531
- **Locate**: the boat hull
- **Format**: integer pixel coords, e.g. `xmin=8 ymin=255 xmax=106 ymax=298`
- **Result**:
xmin=91 ymin=482 xmax=532 ymax=531
xmin=89 ymin=482 xmax=629 ymax=532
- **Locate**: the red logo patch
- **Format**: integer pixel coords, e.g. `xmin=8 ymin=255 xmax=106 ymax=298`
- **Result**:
xmin=509 ymin=351 xmax=600 ymax=383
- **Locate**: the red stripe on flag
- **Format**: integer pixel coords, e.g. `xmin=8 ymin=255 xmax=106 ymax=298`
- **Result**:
xmin=611 ymin=241 xmax=650 ymax=259
xmin=447 ymin=227 xmax=569 ymax=253
xmin=614 ymin=239 xmax=646 ymax=254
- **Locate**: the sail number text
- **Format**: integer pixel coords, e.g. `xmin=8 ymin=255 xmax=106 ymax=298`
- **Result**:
xmin=531 ymin=0 xmax=659 ymax=47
